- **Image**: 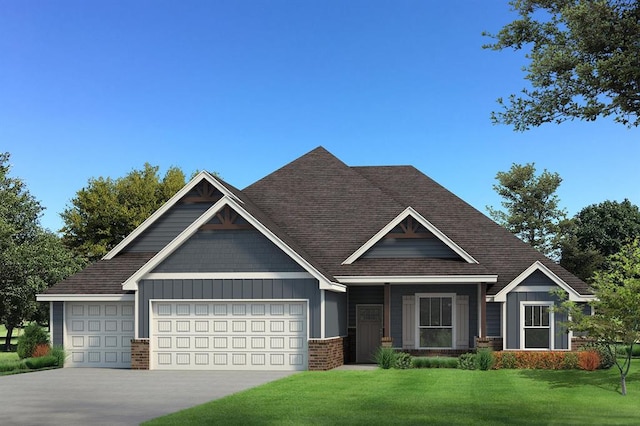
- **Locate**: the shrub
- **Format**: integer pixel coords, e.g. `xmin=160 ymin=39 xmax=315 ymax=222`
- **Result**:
xmin=412 ymin=357 xmax=458 ymax=369
xmin=17 ymin=324 xmax=49 ymax=359
xmin=394 ymin=352 xmax=412 ymax=369
xmin=476 ymin=349 xmax=494 ymax=371
xmin=497 ymin=352 xmax=517 ymax=369
xmin=578 ymin=351 xmax=600 ymax=371
xmin=32 ymin=343 xmax=51 ymax=358
xmin=562 ymin=352 xmax=579 ymax=370
xmin=374 ymin=347 xmax=396 ymax=369
xmin=581 ymin=342 xmax=614 ymax=369
xmin=493 ymin=351 xmax=582 ymax=370
xmin=24 ymin=355 xmax=58 ymax=370
xmin=50 ymin=346 xmax=66 ymax=367
xmin=457 ymin=353 xmax=476 ymax=370
xmin=0 ymin=360 xmax=27 ymax=373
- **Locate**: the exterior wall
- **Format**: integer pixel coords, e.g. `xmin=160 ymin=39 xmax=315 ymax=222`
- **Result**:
xmin=390 ymin=284 xmax=478 ymax=349
xmin=325 ymin=290 xmax=347 ymax=338
xmin=308 ymin=337 xmax=344 ymax=370
xmin=153 ymin=229 xmax=305 ymax=273
xmin=505 ymin=291 xmax=569 ymax=350
xmin=131 ymin=339 xmax=150 ymax=370
xmin=363 ymin=238 xmax=459 ymax=259
xmin=348 ymin=286 xmax=384 ymax=328
xmin=52 ymin=301 xmax=64 ymax=347
xmin=124 ymin=202 xmax=213 ymax=253
xmin=486 ymin=302 xmax=501 ymax=336
xmin=138 ymin=278 xmax=322 ymax=338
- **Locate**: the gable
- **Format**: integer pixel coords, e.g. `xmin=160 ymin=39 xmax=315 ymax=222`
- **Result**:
xmin=362 ymin=216 xmax=463 ymax=260
xmin=343 ymin=207 xmax=477 ymax=265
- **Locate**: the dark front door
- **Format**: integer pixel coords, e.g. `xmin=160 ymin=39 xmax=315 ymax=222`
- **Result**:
xmin=356 ymin=305 xmax=383 ymax=363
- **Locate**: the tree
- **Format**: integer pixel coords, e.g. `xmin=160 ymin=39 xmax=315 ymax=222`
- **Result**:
xmin=484 ymin=0 xmax=640 ymax=130
xmin=487 ymin=163 xmax=567 ymax=257
xmin=559 ymin=239 xmax=640 ymax=396
xmin=0 ymin=153 xmax=84 ymax=350
xmin=561 ymin=199 xmax=640 ymax=280
xmin=61 ymin=163 xmax=186 ymax=261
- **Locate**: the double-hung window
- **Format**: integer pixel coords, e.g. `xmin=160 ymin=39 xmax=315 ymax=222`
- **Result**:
xmin=417 ymin=294 xmax=454 ymax=348
xmin=521 ymin=302 xmax=553 ymax=349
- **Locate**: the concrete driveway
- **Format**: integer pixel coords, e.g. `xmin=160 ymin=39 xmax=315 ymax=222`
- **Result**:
xmin=0 ymin=368 xmax=296 ymax=425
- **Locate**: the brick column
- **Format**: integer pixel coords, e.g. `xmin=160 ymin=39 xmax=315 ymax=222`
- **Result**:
xmin=308 ymin=337 xmax=344 ymax=370
xmin=131 ymin=339 xmax=150 ymax=370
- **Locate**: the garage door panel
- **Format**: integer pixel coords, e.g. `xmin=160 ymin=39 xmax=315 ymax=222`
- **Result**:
xmin=151 ymin=301 xmax=308 ymax=371
xmin=65 ymin=302 xmax=135 ymax=368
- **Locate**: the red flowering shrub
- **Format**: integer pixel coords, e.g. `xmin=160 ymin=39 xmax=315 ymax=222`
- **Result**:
xmin=32 ymin=343 xmax=51 ymax=358
xmin=578 ymin=351 xmax=601 ymax=371
xmin=492 ymin=351 xmax=583 ymax=370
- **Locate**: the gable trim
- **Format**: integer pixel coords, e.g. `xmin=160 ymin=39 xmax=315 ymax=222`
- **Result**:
xmin=122 ymin=196 xmax=346 ymax=293
xmin=335 ymin=275 xmax=497 ymax=284
xmin=491 ymin=261 xmax=592 ymax=302
xmin=103 ymin=171 xmax=241 ymax=260
xmin=342 ymin=207 xmax=478 ymax=265
xmin=36 ymin=294 xmax=135 ymax=302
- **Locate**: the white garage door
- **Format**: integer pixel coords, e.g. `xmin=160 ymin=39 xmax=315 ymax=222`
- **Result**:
xmin=150 ymin=300 xmax=308 ymax=371
xmin=65 ymin=302 xmax=135 ymax=368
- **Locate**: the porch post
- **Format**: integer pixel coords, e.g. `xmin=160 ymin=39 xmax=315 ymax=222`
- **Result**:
xmin=480 ymin=282 xmax=487 ymax=338
xmin=383 ymin=283 xmax=391 ymax=339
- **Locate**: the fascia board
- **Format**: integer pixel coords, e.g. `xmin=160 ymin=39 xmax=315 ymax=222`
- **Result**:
xmin=104 ymin=171 xmax=239 ymax=260
xmin=342 ymin=206 xmax=478 ymax=265
xmin=335 ymin=275 xmax=498 ymax=284
xmin=36 ymin=294 xmax=135 ymax=302
xmin=493 ymin=261 xmax=586 ymax=302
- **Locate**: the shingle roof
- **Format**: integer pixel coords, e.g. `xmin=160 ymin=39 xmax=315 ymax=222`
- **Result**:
xmin=44 ymin=252 xmax=155 ymax=294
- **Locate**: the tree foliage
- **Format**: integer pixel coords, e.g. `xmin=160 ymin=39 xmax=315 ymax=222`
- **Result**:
xmin=0 ymin=153 xmax=84 ymax=350
xmin=487 ymin=162 xmax=567 ymax=257
xmin=60 ymin=163 xmax=186 ymax=261
xmin=561 ymin=199 xmax=640 ymax=280
xmin=484 ymin=0 xmax=640 ymax=130
xmin=559 ymin=239 xmax=640 ymax=396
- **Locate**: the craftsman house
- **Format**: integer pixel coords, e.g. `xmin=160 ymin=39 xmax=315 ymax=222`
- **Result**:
xmin=38 ymin=147 xmax=593 ymax=370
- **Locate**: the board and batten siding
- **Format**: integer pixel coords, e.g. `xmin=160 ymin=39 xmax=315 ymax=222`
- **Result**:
xmin=362 ymin=238 xmax=460 ymax=259
xmin=52 ymin=301 xmax=64 ymax=346
xmin=324 ymin=290 xmax=347 ymax=338
xmin=347 ymin=286 xmax=384 ymax=328
xmin=486 ymin=302 xmax=501 ymax=337
xmin=138 ymin=278 xmax=322 ymax=339
xmin=153 ymin=230 xmax=305 ymax=273
xmin=505 ymin=291 xmax=568 ymax=350
xmin=123 ymin=203 xmax=213 ymax=253
xmin=391 ymin=284 xmax=478 ymax=349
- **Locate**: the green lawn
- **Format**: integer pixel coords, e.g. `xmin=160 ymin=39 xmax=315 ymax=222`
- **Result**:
xmin=144 ymin=366 xmax=640 ymax=425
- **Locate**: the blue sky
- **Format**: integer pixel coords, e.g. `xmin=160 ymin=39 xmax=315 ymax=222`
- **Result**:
xmin=2 ymin=1 xmax=638 ymax=233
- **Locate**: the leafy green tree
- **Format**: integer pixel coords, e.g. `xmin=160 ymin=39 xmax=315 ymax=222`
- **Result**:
xmin=561 ymin=199 xmax=640 ymax=281
xmin=61 ymin=163 xmax=186 ymax=261
xmin=487 ymin=163 xmax=567 ymax=257
xmin=484 ymin=0 xmax=640 ymax=130
xmin=559 ymin=239 xmax=640 ymax=396
xmin=0 ymin=153 xmax=84 ymax=350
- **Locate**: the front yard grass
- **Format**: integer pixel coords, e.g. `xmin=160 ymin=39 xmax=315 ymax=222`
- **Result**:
xmin=145 ymin=365 xmax=640 ymax=425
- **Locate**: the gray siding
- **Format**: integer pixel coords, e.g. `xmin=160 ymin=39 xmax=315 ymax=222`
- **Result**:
xmin=138 ymin=278 xmax=321 ymax=338
xmin=390 ymin=284 xmax=478 ymax=349
xmin=348 ymin=286 xmax=384 ymax=327
xmin=505 ymin=291 xmax=568 ymax=350
xmin=124 ymin=203 xmax=212 ymax=253
xmin=52 ymin=302 xmax=64 ymax=346
xmin=325 ymin=290 xmax=347 ymax=338
xmin=363 ymin=238 xmax=460 ymax=259
xmin=486 ymin=302 xmax=501 ymax=336
xmin=153 ymin=229 xmax=305 ymax=273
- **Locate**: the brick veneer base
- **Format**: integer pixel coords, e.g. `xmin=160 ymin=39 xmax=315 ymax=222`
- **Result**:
xmin=308 ymin=337 xmax=344 ymax=370
xmin=131 ymin=339 xmax=150 ymax=370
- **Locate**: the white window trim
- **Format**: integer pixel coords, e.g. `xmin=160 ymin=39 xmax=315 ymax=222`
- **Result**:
xmin=415 ymin=293 xmax=456 ymax=350
xmin=520 ymin=301 xmax=554 ymax=350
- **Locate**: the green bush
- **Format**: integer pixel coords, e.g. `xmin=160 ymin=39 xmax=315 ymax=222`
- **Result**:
xmin=622 ymin=344 xmax=640 ymax=357
xmin=16 ymin=324 xmax=50 ymax=359
xmin=50 ymin=346 xmax=66 ymax=366
xmin=457 ymin=353 xmax=476 ymax=370
xmin=412 ymin=357 xmax=458 ymax=369
xmin=374 ymin=347 xmax=396 ymax=369
xmin=24 ymin=355 xmax=58 ymax=370
xmin=0 ymin=360 xmax=27 ymax=372
xmin=394 ymin=352 xmax=412 ymax=369
xmin=500 ymin=352 xmax=517 ymax=369
xmin=562 ymin=352 xmax=579 ymax=369
xmin=476 ymin=349 xmax=494 ymax=371
xmin=581 ymin=342 xmax=614 ymax=369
